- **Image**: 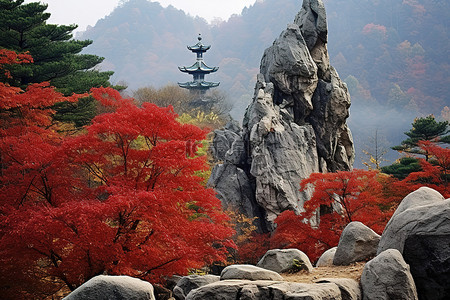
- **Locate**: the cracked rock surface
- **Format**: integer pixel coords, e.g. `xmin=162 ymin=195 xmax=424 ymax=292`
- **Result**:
xmin=208 ymin=0 xmax=354 ymax=230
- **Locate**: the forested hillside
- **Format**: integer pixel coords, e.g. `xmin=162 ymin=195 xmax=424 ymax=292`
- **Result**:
xmin=80 ymin=0 xmax=449 ymax=166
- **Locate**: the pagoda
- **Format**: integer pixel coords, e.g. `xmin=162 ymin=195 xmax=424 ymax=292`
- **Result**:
xmin=178 ymin=34 xmax=219 ymax=93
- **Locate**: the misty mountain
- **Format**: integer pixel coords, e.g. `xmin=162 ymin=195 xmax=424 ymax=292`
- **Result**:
xmin=80 ymin=0 xmax=449 ymax=167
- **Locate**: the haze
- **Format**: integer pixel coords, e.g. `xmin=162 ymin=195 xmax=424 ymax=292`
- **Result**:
xmin=25 ymin=0 xmax=257 ymax=32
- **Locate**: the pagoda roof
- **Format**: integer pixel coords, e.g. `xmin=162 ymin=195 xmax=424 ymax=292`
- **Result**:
xmin=178 ymin=61 xmax=219 ymax=74
xmin=187 ymin=35 xmax=211 ymax=53
xmin=178 ymin=81 xmax=220 ymax=89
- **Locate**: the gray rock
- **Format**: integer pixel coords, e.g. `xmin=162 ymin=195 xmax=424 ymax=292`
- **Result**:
xmin=210 ymin=129 xmax=241 ymax=163
xmin=257 ymin=248 xmax=313 ymax=273
xmin=307 ymin=70 xmax=353 ymax=172
xmin=259 ymin=23 xmax=318 ymax=118
xmin=294 ymin=0 xmax=328 ymax=50
xmin=224 ymin=120 xmax=241 ymax=134
xmin=315 ymin=278 xmax=361 ymax=300
xmin=403 ymin=234 xmax=450 ymax=300
xmin=390 ymin=186 xmax=444 ymax=219
xmin=333 ymin=222 xmax=380 ymax=266
xmin=220 ymin=264 xmax=284 ymax=281
xmin=361 ymin=249 xmax=418 ymax=300
xmin=209 ymin=0 xmax=354 ymax=230
xmin=377 ymin=189 xmax=450 ymax=300
xmin=173 ymin=275 xmax=219 ymax=300
xmin=207 ymin=163 xmax=256 ymax=218
xmin=63 ymin=275 xmax=155 ymax=300
xmin=185 ymin=280 xmax=342 ymax=300
xmin=243 ymin=76 xmax=320 ymax=229
xmin=294 ymin=0 xmax=330 ymax=80
xmin=377 ymin=198 xmax=450 ymax=254
xmin=316 ymin=247 xmax=337 ymax=267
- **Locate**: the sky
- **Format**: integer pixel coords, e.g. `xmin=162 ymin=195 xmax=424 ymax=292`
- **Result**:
xmin=25 ymin=0 xmax=258 ymax=32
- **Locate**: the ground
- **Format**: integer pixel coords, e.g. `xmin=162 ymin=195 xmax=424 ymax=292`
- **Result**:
xmin=282 ymin=262 xmax=366 ymax=283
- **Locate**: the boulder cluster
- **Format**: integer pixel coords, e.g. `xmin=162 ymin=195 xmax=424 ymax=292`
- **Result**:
xmin=63 ymin=187 xmax=450 ymax=300
xmin=208 ymin=0 xmax=354 ymax=231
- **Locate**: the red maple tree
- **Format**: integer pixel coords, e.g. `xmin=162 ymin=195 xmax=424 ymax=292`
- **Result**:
xmin=398 ymin=141 xmax=449 ymax=197
xmin=271 ymin=170 xmax=393 ymax=262
xmin=0 ymin=51 xmax=234 ymax=298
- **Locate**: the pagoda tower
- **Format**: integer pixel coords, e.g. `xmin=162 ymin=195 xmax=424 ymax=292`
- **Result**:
xmin=178 ymin=34 xmax=219 ymax=94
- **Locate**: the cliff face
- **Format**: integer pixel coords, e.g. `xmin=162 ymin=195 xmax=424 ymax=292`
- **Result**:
xmin=208 ymin=0 xmax=354 ymax=231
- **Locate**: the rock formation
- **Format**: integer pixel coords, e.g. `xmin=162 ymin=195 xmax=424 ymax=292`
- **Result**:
xmin=314 ymin=278 xmax=361 ymax=300
xmin=220 ymin=264 xmax=284 ymax=281
xmin=257 ymin=248 xmax=314 ymax=273
xmin=63 ymin=275 xmax=155 ymax=300
xmin=185 ymin=280 xmax=342 ymax=300
xmin=173 ymin=275 xmax=220 ymax=300
xmin=208 ymin=0 xmax=354 ymax=230
xmin=315 ymin=247 xmax=337 ymax=267
xmin=333 ymin=221 xmax=380 ymax=266
xmin=377 ymin=188 xmax=450 ymax=300
xmin=360 ymin=249 xmax=418 ymax=300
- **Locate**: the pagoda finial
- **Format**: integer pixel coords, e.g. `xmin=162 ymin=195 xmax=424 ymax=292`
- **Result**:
xmin=198 ymin=34 xmax=202 ymax=42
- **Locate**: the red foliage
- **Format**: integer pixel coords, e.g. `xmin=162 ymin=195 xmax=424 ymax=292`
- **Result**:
xmin=271 ymin=170 xmax=394 ymax=262
xmin=236 ymin=233 xmax=271 ymax=265
xmin=0 ymin=60 xmax=234 ymax=298
xmin=397 ymin=141 xmax=449 ymax=197
xmin=0 ymin=49 xmax=33 ymax=78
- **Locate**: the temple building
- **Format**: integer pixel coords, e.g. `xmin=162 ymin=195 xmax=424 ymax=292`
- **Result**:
xmin=178 ymin=34 xmax=219 ymax=94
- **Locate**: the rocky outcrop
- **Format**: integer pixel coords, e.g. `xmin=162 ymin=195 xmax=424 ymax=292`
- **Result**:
xmin=257 ymin=248 xmax=313 ymax=273
xmin=173 ymin=275 xmax=219 ymax=300
xmin=208 ymin=0 xmax=354 ymax=230
xmin=63 ymin=275 xmax=155 ymax=300
xmin=360 ymin=249 xmax=418 ymax=300
xmin=378 ymin=188 xmax=450 ymax=300
xmin=185 ymin=280 xmax=342 ymax=300
xmin=220 ymin=264 xmax=284 ymax=281
xmin=333 ymin=222 xmax=380 ymax=266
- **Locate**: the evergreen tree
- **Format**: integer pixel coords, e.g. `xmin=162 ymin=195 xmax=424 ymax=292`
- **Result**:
xmin=392 ymin=115 xmax=449 ymax=160
xmin=0 ymin=0 xmax=116 ymax=126
xmin=381 ymin=157 xmax=422 ymax=180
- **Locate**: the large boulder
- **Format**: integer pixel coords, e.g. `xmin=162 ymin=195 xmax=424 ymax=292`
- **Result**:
xmin=63 ymin=275 xmax=155 ymax=300
xmin=333 ymin=222 xmax=380 ymax=266
xmin=220 ymin=264 xmax=284 ymax=281
xmin=315 ymin=278 xmax=361 ymax=300
xmin=316 ymin=247 xmax=337 ymax=267
xmin=403 ymin=234 xmax=450 ymax=300
xmin=390 ymin=187 xmax=445 ymax=219
xmin=378 ymin=188 xmax=450 ymax=300
xmin=257 ymin=248 xmax=313 ymax=273
xmin=173 ymin=275 xmax=219 ymax=300
xmin=378 ymin=193 xmax=449 ymax=254
xmin=185 ymin=280 xmax=342 ymax=300
xmin=361 ymin=249 xmax=418 ymax=300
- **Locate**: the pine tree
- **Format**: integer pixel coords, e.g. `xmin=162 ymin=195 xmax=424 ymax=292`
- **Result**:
xmin=392 ymin=115 xmax=449 ymax=160
xmin=0 ymin=0 xmax=116 ymax=126
xmin=381 ymin=157 xmax=422 ymax=180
